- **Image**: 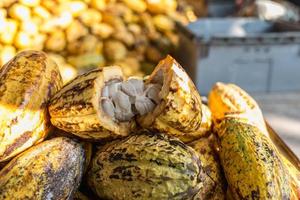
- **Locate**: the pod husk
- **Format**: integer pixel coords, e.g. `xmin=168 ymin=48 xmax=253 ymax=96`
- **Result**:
xmin=48 ymin=67 xmax=136 ymax=141
xmin=208 ymin=82 xmax=268 ymax=135
xmin=0 ymin=50 xmax=62 ymax=162
xmin=216 ymin=117 xmax=294 ymax=199
xmin=88 ymin=132 xmax=204 ymax=200
xmin=188 ymin=135 xmax=226 ymax=200
xmin=0 ymin=137 xmax=85 ymax=200
xmin=138 ymin=56 xmax=203 ymax=142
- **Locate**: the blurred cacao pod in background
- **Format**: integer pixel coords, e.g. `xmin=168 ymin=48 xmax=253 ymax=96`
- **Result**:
xmin=0 ymin=0 xmax=198 ymax=84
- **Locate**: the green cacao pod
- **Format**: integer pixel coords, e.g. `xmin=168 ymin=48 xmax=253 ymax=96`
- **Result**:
xmin=88 ymin=132 xmax=204 ymax=200
xmin=216 ymin=117 xmax=294 ymax=199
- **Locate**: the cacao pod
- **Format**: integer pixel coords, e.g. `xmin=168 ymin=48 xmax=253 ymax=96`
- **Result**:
xmin=216 ymin=117 xmax=294 ymax=199
xmin=208 ymin=82 xmax=268 ymax=135
xmin=48 ymin=67 xmax=136 ymax=141
xmin=137 ymin=56 xmax=203 ymax=142
xmin=0 ymin=137 xmax=85 ymax=200
xmin=188 ymin=135 xmax=226 ymax=200
xmin=88 ymin=132 xmax=205 ymax=200
xmin=0 ymin=50 xmax=62 ymax=162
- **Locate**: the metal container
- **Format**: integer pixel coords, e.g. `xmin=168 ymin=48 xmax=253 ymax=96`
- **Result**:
xmin=174 ymin=18 xmax=300 ymax=95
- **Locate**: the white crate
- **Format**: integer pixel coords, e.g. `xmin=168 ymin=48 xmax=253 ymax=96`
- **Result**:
xmin=175 ymin=18 xmax=300 ymax=95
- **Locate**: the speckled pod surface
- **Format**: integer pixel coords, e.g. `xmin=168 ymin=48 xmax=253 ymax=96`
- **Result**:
xmin=88 ymin=132 xmax=205 ymax=200
xmin=48 ymin=67 xmax=136 ymax=141
xmin=138 ymin=56 xmax=203 ymax=143
xmin=188 ymin=136 xmax=226 ymax=200
xmin=180 ymin=104 xmax=213 ymax=143
xmin=0 ymin=137 xmax=85 ymax=200
xmin=208 ymin=82 xmax=268 ymax=135
xmin=216 ymin=118 xmax=294 ymax=199
xmin=0 ymin=50 xmax=62 ymax=162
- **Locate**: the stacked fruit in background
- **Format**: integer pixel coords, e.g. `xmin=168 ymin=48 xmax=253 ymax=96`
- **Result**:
xmin=0 ymin=0 xmax=196 ymax=84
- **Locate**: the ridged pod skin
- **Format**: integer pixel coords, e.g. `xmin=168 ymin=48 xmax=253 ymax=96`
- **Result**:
xmin=138 ymin=56 xmax=203 ymax=142
xmin=88 ymin=132 xmax=204 ymax=200
xmin=0 ymin=137 xmax=85 ymax=200
xmin=208 ymin=82 xmax=300 ymax=196
xmin=208 ymin=82 xmax=268 ymax=135
xmin=48 ymin=67 xmax=136 ymax=141
xmin=188 ymin=135 xmax=226 ymax=200
xmin=0 ymin=50 xmax=62 ymax=162
xmin=216 ymin=118 xmax=295 ymax=199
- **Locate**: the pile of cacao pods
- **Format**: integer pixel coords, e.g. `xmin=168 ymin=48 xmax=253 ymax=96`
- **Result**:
xmin=0 ymin=0 xmax=197 ymax=84
xmin=0 ymin=50 xmax=299 ymax=200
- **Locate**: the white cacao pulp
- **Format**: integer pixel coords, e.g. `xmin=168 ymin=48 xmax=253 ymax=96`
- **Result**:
xmin=101 ymin=78 xmax=161 ymax=122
